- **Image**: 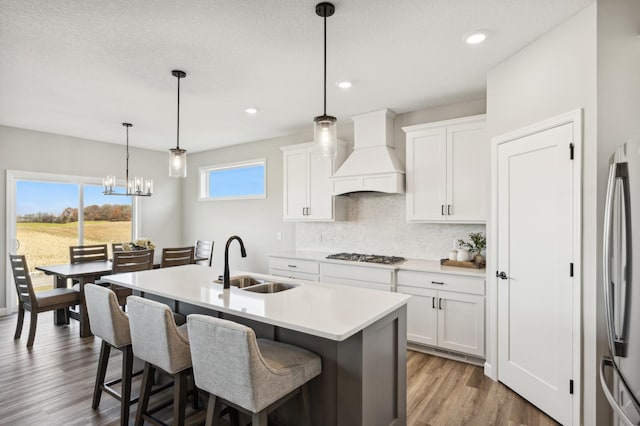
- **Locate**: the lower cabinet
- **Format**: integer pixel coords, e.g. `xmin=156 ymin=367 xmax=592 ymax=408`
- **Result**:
xmin=268 ymin=256 xmax=320 ymax=281
xmin=320 ymin=262 xmax=394 ymax=291
xmin=397 ymin=270 xmax=485 ymax=358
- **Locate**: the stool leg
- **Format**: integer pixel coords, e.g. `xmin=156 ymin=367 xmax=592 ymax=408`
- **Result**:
xmin=252 ymin=410 xmax=268 ymax=426
xmin=14 ymin=303 xmax=25 ymax=339
xmin=301 ymin=384 xmax=312 ymax=426
xmin=136 ymin=363 xmax=155 ymax=426
xmin=173 ymin=370 xmax=187 ymax=426
xmin=120 ymin=345 xmax=134 ymax=426
xmin=92 ymin=341 xmax=111 ymax=409
xmin=205 ymin=394 xmax=221 ymax=426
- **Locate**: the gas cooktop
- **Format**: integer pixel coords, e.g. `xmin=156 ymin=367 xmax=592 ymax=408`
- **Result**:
xmin=326 ymin=252 xmax=405 ymax=265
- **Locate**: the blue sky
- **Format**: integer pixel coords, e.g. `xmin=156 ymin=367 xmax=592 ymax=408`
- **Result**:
xmin=16 ymin=181 xmax=130 ymax=215
xmin=209 ymin=164 xmax=265 ymax=197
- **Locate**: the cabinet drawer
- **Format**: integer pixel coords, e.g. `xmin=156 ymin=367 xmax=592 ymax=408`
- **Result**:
xmin=269 ymin=257 xmax=319 ymax=274
xmin=270 ymin=269 xmax=320 ymax=281
xmin=397 ymin=270 xmax=485 ymax=295
xmin=321 ymin=262 xmax=394 ymax=285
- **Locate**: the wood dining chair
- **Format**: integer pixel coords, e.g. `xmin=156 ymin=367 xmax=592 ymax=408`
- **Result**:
xmin=111 ymin=249 xmax=154 ymax=306
xmin=111 ymin=243 xmax=125 ymax=255
xmin=9 ymin=254 xmax=80 ymax=347
xmin=161 ymin=246 xmax=195 ymax=268
xmin=194 ymin=240 xmax=214 ymax=267
xmin=70 ymin=244 xmax=109 ymax=264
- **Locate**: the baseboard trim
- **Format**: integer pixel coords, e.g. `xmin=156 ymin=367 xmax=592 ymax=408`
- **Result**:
xmin=407 ymin=342 xmax=485 ymax=366
xmin=0 ymin=308 xmax=7 ymax=316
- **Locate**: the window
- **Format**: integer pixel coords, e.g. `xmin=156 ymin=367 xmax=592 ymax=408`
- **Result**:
xmin=199 ymin=159 xmax=266 ymax=200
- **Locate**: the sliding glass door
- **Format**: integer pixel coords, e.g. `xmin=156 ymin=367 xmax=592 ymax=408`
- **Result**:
xmin=7 ymin=171 xmax=135 ymax=301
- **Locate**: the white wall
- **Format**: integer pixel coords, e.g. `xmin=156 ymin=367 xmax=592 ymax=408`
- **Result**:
xmin=487 ymin=4 xmax=603 ymax=424
xmin=0 ymin=125 xmax=182 ymax=310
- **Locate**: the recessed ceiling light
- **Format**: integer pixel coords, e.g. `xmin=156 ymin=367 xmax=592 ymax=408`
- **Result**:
xmin=464 ymin=31 xmax=487 ymax=45
xmin=336 ymin=81 xmax=352 ymax=89
xmin=245 ymin=107 xmax=258 ymax=114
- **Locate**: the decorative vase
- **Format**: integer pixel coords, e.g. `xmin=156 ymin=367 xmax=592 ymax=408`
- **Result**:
xmin=456 ymin=248 xmax=470 ymax=262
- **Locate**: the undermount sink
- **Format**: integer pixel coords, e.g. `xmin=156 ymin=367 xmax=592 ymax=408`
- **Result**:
xmin=241 ymin=282 xmax=299 ymax=293
xmin=216 ymin=275 xmax=269 ymax=288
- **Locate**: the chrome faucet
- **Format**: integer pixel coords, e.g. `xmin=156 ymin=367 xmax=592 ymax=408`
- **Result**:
xmin=223 ymin=235 xmax=246 ymax=289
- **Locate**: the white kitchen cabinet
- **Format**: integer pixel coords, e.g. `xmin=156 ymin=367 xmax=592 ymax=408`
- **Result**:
xmin=281 ymin=141 xmax=346 ymax=221
xmin=320 ymin=262 xmax=395 ymax=292
xmin=403 ymin=114 xmax=487 ymax=223
xmin=397 ymin=270 xmax=485 ymax=357
xmin=269 ymin=256 xmax=320 ymax=281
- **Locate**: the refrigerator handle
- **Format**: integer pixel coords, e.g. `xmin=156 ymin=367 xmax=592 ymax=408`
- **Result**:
xmin=600 ymin=356 xmax=640 ymax=426
xmin=618 ymin=162 xmax=632 ymax=351
xmin=603 ymin=162 xmax=619 ymax=357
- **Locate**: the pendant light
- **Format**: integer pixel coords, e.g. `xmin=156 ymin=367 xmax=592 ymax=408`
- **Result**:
xmin=103 ymin=123 xmax=153 ymax=196
xmin=169 ymin=70 xmax=187 ymax=177
xmin=313 ymin=2 xmax=337 ymax=159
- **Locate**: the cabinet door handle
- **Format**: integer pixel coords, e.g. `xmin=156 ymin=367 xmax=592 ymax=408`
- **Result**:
xmin=441 ymin=205 xmax=446 ymax=216
xmin=287 ymin=264 xmax=297 ymax=268
xmin=432 ymin=297 xmax=436 ymax=309
xmin=431 ymin=281 xmax=445 ymax=285
xmin=438 ymin=298 xmax=443 ymax=310
xmin=306 ymin=207 xmax=310 ymax=216
xmin=447 ymin=204 xmax=452 ymax=215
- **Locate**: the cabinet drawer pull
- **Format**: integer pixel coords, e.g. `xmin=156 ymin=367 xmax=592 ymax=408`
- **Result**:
xmin=438 ymin=298 xmax=443 ymax=310
xmin=441 ymin=205 xmax=446 ymax=216
xmin=287 ymin=264 xmax=297 ymax=268
xmin=432 ymin=297 xmax=436 ymax=309
xmin=431 ymin=281 xmax=445 ymax=285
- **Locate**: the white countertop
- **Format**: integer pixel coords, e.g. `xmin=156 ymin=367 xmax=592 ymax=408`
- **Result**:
xmin=269 ymin=251 xmax=486 ymax=277
xmin=102 ymin=265 xmax=409 ymax=342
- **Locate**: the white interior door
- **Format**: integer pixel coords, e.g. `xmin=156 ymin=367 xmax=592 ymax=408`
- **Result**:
xmin=496 ymin=122 xmax=575 ymax=425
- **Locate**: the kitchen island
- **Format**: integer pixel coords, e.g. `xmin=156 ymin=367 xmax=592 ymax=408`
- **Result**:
xmin=102 ymin=264 xmax=409 ymax=426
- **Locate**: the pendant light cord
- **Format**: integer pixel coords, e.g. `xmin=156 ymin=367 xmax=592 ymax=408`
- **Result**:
xmin=125 ymin=125 xmax=130 ymax=187
xmin=176 ymin=76 xmax=181 ymax=150
xmin=323 ymin=13 xmax=327 ymax=116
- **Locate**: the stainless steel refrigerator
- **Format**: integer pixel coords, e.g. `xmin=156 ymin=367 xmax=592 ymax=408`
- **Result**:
xmin=601 ymin=136 xmax=640 ymax=425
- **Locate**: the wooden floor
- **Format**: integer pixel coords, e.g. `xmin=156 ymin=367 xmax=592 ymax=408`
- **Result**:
xmin=0 ymin=313 xmax=559 ymax=426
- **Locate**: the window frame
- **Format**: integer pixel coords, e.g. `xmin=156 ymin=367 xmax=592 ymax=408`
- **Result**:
xmin=198 ymin=158 xmax=267 ymax=201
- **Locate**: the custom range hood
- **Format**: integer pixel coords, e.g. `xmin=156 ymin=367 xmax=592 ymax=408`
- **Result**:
xmin=330 ymin=109 xmax=405 ymax=195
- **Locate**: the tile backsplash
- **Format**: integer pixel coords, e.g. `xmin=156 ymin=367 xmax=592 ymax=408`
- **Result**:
xmin=295 ymin=193 xmax=485 ymax=260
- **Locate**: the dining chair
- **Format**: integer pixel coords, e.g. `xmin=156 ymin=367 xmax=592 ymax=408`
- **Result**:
xmin=69 ymin=244 xmax=108 ymax=264
xmin=127 ymin=296 xmax=198 ymax=426
xmin=111 ymin=249 xmax=154 ymax=306
xmin=194 ymin=240 xmax=214 ymax=267
xmin=9 ymin=254 xmax=80 ymax=347
xmin=161 ymin=246 xmax=195 ymax=268
xmin=69 ymin=244 xmax=110 ymax=289
xmin=187 ymin=314 xmax=321 ymax=426
xmin=111 ymin=243 xmax=125 ymax=255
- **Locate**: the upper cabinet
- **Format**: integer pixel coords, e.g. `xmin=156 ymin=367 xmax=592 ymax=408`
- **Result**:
xmin=281 ymin=141 xmax=346 ymax=221
xmin=403 ymin=115 xmax=487 ymax=223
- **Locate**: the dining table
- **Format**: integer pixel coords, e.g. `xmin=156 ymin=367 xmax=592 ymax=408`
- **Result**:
xmin=35 ymin=253 xmax=209 ymax=338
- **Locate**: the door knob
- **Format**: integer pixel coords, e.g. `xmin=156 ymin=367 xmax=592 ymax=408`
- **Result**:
xmin=496 ymin=271 xmax=508 ymax=280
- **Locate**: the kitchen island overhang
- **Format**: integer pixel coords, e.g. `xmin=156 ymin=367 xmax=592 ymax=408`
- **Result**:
xmin=102 ymin=265 xmax=409 ymax=425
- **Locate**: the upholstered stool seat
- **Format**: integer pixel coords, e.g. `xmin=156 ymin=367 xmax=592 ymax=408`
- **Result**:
xmin=187 ymin=314 xmax=322 ymax=426
xmin=127 ymin=296 xmax=197 ymax=426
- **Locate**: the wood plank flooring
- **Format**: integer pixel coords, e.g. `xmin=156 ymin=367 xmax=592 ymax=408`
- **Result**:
xmin=0 ymin=313 xmax=559 ymax=425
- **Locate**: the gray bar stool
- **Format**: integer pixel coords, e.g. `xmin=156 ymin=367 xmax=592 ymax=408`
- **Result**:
xmin=84 ymin=284 xmax=140 ymax=425
xmin=127 ymin=296 xmax=196 ymax=426
xmin=187 ymin=314 xmax=322 ymax=426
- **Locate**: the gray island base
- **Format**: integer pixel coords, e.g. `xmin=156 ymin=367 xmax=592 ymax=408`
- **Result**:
xmin=102 ymin=265 xmax=408 ymax=426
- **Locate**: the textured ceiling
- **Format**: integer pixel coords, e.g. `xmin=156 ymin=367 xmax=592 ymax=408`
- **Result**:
xmin=0 ymin=0 xmax=593 ymax=152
